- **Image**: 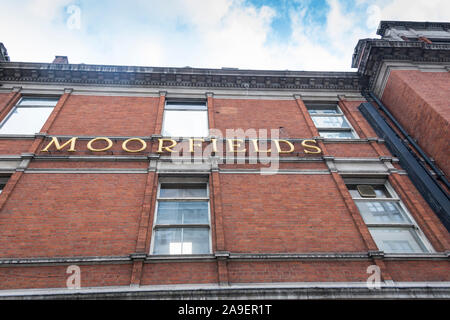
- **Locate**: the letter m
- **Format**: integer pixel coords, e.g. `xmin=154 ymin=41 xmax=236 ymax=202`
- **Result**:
xmin=42 ymin=137 xmax=78 ymax=152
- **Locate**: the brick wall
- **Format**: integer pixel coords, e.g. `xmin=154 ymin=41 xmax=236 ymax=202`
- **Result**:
xmin=0 ymin=93 xmax=10 ymax=109
xmin=48 ymin=95 xmax=160 ymax=136
xmin=382 ymin=70 xmax=450 ymax=176
xmin=213 ymin=99 xmax=311 ymax=137
xmin=0 ymin=264 xmax=132 ymax=290
xmin=0 ymin=173 xmax=146 ymax=258
xmin=227 ymin=261 xmax=372 ymax=283
xmin=219 ymin=173 xmax=367 ymax=253
xmin=141 ymin=262 xmax=218 ymax=285
xmin=0 ymin=93 xmax=448 ymax=290
xmin=385 ymin=260 xmax=450 ymax=281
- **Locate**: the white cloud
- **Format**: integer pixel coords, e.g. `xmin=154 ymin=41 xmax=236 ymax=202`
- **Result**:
xmin=377 ymin=0 xmax=450 ymax=22
xmin=192 ymin=3 xmax=276 ymax=68
xmin=366 ymin=5 xmax=381 ymax=29
xmin=0 ymin=0 xmax=448 ymax=71
xmin=26 ymin=0 xmax=72 ymax=20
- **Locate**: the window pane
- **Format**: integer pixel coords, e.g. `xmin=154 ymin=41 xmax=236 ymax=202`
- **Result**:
xmin=153 ymin=228 xmax=209 ymax=254
xmin=18 ymin=97 xmax=59 ymax=106
xmin=369 ymin=228 xmax=427 ymax=253
xmin=308 ymin=107 xmax=339 ymax=114
xmin=153 ymin=228 xmax=182 ymax=255
xmin=355 ymin=201 xmax=410 ymax=224
xmin=319 ymin=131 xmax=354 ymax=139
xmin=183 ymin=228 xmax=210 ymax=254
xmin=311 ymin=116 xmax=350 ymax=128
xmin=162 ymin=110 xmax=208 ymax=137
xmin=0 ymin=107 xmax=54 ymax=134
xmin=160 ymin=184 xmax=207 ymax=198
xmin=165 ymin=103 xmax=207 ymax=110
xmin=156 ymin=201 xmax=209 ymax=224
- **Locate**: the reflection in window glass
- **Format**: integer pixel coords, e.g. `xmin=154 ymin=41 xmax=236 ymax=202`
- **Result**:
xmin=18 ymin=98 xmax=59 ymax=106
xmin=308 ymin=107 xmax=339 ymax=114
xmin=311 ymin=116 xmax=350 ymax=128
xmin=160 ymin=184 xmax=208 ymax=198
xmin=0 ymin=97 xmax=58 ymax=135
xmin=355 ymin=201 xmax=409 ymax=224
xmin=318 ymin=131 xmax=354 ymax=139
xmin=306 ymin=103 xmax=356 ymax=139
xmin=348 ymin=182 xmax=430 ymax=254
xmin=153 ymin=228 xmax=209 ymax=255
xmin=153 ymin=181 xmax=210 ymax=255
xmin=369 ymin=228 xmax=426 ymax=253
xmin=162 ymin=109 xmax=208 ymax=137
xmin=165 ymin=103 xmax=207 ymax=111
xmin=156 ymin=202 xmax=209 ymax=225
xmin=0 ymin=107 xmax=54 ymax=135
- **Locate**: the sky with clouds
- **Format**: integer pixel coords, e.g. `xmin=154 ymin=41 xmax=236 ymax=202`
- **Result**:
xmin=0 ymin=0 xmax=449 ymax=71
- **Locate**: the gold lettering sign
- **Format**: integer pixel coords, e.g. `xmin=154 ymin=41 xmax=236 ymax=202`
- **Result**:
xmin=87 ymin=137 xmax=113 ymax=152
xmin=227 ymin=139 xmax=246 ymax=152
xmin=301 ymin=139 xmax=322 ymax=154
xmin=122 ymin=138 xmax=147 ymax=153
xmin=274 ymin=139 xmax=294 ymax=153
xmin=211 ymin=138 xmax=218 ymax=153
xmin=42 ymin=137 xmax=78 ymax=152
xmin=157 ymin=139 xmax=177 ymax=153
xmin=250 ymin=139 xmax=271 ymax=153
xmin=41 ymin=137 xmax=322 ymax=155
xmin=189 ymin=138 xmax=204 ymax=153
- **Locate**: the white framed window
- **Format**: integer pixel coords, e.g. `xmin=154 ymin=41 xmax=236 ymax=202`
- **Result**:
xmin=0 ymin=97 xmax=59 ymax=135
xmin=151 ymin=177 xmax=211 ymax=255
xmin=306 ymin=102 xmax=358 ymax=139
xmin=162 ymin=101 xmax=209 ymax=137
xmin=346 ymin=179 xmax=433 ymax=254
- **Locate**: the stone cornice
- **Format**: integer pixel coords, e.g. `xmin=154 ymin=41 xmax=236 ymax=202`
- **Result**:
xmin=352 ymin=39 xmax=450 ymax=90
xmin=1 ymin=282 xmax=450 ymax=299
xmin=0 ymin=61 xmax=361 ymax=91
xmin=0 ymin=252 xmax=447 ymax=265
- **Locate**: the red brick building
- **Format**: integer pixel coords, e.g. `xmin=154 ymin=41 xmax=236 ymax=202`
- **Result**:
xmin=0 ymin=21 xmax=448 ymax=299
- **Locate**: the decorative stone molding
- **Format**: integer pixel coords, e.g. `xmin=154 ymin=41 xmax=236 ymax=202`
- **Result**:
xmin=0 ymin=62 xmax=362 ymax=91
xmin=1 ymin=282 xmax=450 ymax=299
xmin=352 ymin=39 xmax=450 ymax=91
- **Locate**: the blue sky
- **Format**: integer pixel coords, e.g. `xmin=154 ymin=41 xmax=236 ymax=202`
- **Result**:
xmin=0 ymin=0 xmax=449 ymax=71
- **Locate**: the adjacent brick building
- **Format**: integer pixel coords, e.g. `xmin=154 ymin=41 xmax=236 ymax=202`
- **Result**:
xmin=0 ymin=21 xmax=448 ymax=299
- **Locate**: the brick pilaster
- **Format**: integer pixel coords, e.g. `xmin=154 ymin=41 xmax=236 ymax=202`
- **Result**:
xmin=0 ymin=87 xmax=21 ymax=122
xmin=293 ymin=95 xmax=329 ymax=156
xmin=206 ymin=92 xmax=215 ymax=130
xmin=153 ymin=91 xmax=166 ymax=135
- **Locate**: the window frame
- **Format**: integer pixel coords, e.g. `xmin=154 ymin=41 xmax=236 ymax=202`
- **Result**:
xmin=305 ymin=102 xmax=358 ymax=139
xmin=0 ymin=96 xmax=59 ymax=135
xmin=161 ymin=100 xmax=209 ymax=138
xmin=150 ymin=177 xmax=212 ymax=256
xmin=346 ymin=178 xmax=434 ymax=254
